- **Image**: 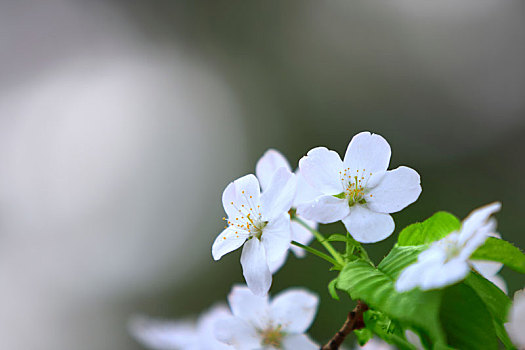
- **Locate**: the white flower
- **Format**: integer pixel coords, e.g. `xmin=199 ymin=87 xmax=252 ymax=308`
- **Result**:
xmin=354 ymin=338 xmax=394 ymax=350
xmin=212 ymin=170 xmax=297 ymax=296
xmin=396 ymin=202 xmax=501 ymax=292
xmin=470 ymin=218 xmax=507 ymax=293
xmin=505 ymin=288 xmax=525 ymax=349
xmin=215 ymin=285 xmax=319 ymax=350
xmin=297 ymin=131 xmax=421 ymax=243
xmin=129 ymin=305 xmax=233 ymax=350
xmin=256 ymin=149 xmax=322 ymax=259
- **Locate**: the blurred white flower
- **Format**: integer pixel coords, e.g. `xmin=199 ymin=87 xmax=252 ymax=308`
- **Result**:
xmin=396 ymin=202 xmax=501 ymax=292
xmin=212 ymin=171 xmax=297 ymax=296
xmin=129 ymin=305 xmax=232 ymax=350
xmin=215 ymin=285 xmax=319 ymax=349
xmin=355 ymin=338 xmax=394 ymax=350
xmin=505 ymin=288 xmax=525 ymax=349
xmin=470 ymin=219 xmax=507 ymax=293
xmin=298 ymin=131 xmax=421 ymax=243
xmin=256 ymin=149 xmax=322 ymax=258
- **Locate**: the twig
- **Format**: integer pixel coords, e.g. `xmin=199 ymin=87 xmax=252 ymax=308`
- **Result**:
xmin=321 ymin=300 xmax=369 ymax=350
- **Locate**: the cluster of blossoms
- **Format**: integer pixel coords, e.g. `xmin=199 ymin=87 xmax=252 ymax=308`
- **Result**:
xmin=130 ymin=131 xmax=524 ymax=350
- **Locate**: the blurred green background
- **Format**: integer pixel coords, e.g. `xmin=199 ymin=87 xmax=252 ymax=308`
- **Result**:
xmin=0 ymin=0 xmax=523 ymax=348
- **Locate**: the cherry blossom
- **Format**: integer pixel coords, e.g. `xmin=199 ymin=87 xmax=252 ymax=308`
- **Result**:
xmin=129 ymin=305 xmax=232 ymax=350
xmin=396 ymin=202 xmax=501 ymax=292
xmin=212 ymin=170 xmax=297 ymax=296
xmin=505 ymin=288 xmax=525 ymax=349
xmin=215 ymin=285 xmax=319 ymax=350
xmin=297 ymin=132 xmax=421 ymax=243
xmin=256 ymin=149 xmax=322 ymax=259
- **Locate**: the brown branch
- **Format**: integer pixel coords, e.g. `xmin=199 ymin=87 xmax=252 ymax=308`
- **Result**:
xmin=321 ymin=300 xmax=369 ymax=350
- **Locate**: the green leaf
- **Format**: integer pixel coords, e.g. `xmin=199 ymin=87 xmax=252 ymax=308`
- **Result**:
xmin=336 ymin=259 xmax=445 ymax=345
xmin=354 ymin=327 xmax=373 ymax=346
xmin=324 ymin=234 xmax=350 ymax=243
xmin=471 ymin=237 xmax=525 ymax=273
xmin=439 ymin=283 xmax=498 ymax=350
xmin=378 ymin=245 xmax=425 ymax=279
xmin=398 ymin=212 xmax=460 ymax=246
xmin=362 ymin=310 xmax=416 ymax=350
xmin=327 ymin=277 xmax=340 ymax=300
xmin=464 ymin=272 xmax=514 ymax=349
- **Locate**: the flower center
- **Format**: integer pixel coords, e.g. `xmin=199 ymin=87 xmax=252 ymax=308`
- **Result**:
xmin=259 ymin=325 xmax=284 ymax=348
xmin=336 ymin=168 xmax=374 ymax=206
xmin=225 ymin=191 xmax=268 ymax=240
xmin=438 ymin=234 xmax=462 ymax=262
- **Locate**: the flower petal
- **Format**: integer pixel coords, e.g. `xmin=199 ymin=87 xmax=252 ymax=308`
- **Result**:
xmin=506 ymin=288 xmax=525 ymax=348
xmin=212 ymin=227 xmax=249 ymax=260
xmin=470 ymin=259 xmax=503 ymax=278
xmin=256 ymin=149 xmax=292 ymax=191
xmin=296 ymin=195 xmax=349 ymax=224
xmin=282 ymin=334 xmax=319 ymax=350
xmin=343 ymin=131 xmax=391 ymax=176
xmin=342 ymin=205 xmax=394 ymax=243
xmin=227 ymin=285 xmax=269 ymax=327
xmin=459 ymin=202 xmax=501 ymax=245
xmin=240 ymin=238 xmax=272 ymax=296
xmin=298 ymin=147 xmax=343 ymax=195
xmin=270 ymin=288 xmax=319 ymax=333
xmin=293 ymin=171 xmax=324 ymax=207
xmin=290 ymin=219 xmax=315 ymax=257
xmin=260 ymin=167 xmax=297 ymax=220
xmin=214 ymin=316 xmax=260 ymax=348
xmin=486 ymin=274 xmax=507 ymax=294
xmin=267 ymin=250 xmax=289 ymax=274
xmin=128 ymin=315 xmax=197 ymax=350
xmin=262 ymin=213 xmax=292 ymax=271
xmin=222 ymin=174 xmax=261 ymax=221
xmin=367 ymin=166 xmax=422 ymax=214
xmin=419 ymin=258 xmax=470 ymax=291
xmin=196 ymin=305 xmax=234 ymax=350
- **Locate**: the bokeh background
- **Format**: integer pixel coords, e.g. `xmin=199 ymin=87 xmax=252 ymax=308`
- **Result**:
xmin=0 ymin=0 xmax=524 ymax=348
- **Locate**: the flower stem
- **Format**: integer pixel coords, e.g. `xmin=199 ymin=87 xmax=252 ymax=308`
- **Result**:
xmin=291 ymin=241 xmax=342 ymax=269
xmin=292 ymin=216 xmax=345 ymax=266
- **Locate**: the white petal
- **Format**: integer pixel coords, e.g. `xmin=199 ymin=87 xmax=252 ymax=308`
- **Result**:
xmin=459 ymin=202 xmax=501 ymax=244
xmin=396 ymin=247 xmax=446 ymax=292
xmin=262 ymin=213 xmax=292 ymax=271
xmin=240 ymin=238 xmax=272 ymax=296
xmin=256 ymin=149 xmax=292 ymax=191
xmin=260 ymin=167 xmax=297 ymax=220
xmin=358 ymin=338 xmax=395 ymax=350
xmin=214 ymin=316 xmax=260 ymax=348
xmin=227 ymin=285 xmax=269 ymax=327
xmin=396 ymin=259 xmax=433 ymax=292
xmin=506 ymin=289 xmax=525 ymax=348
xmin=197 ymin=305 xmax=233 ymax=350
xmin=343 ymin=131 xmax=391 ymax=176
xmin=486 ymin=274 xmax=507 ymax=294
xmin=296 ymin=195 xmax=349 ymax=224
xmin=298 ymin=147 xmax=343 ymax=195
xmin=212 ymin=227 xmax=249 ymax=260
xmin=367 ymin=166 xmax=422 ymax=214
xmin=342 ymin=205 xmax=394 ymax=243
xmin=128 ymin=315 xmax=197 ymax=350
xmin=270 ymin=289 xmax=319 ymax=333
xmin=268 ymin=250 xmax=289 ymax=274
xmin=420 ymin=258 xmax=470 ymax=291
xmin=290 ymin=219 xmax=315 ymax=257
xmin=222 ymin=174 xmax=262 ymax=221
xmin=470 ymin=259 xmax=503 ymax=278
xmin=405 ymin=330 xmax=424 ymax=350
xmin=293 ymin=171 xmax=324 ymax=206
xmin=282 ymin=334 xmax=319 ymax=350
